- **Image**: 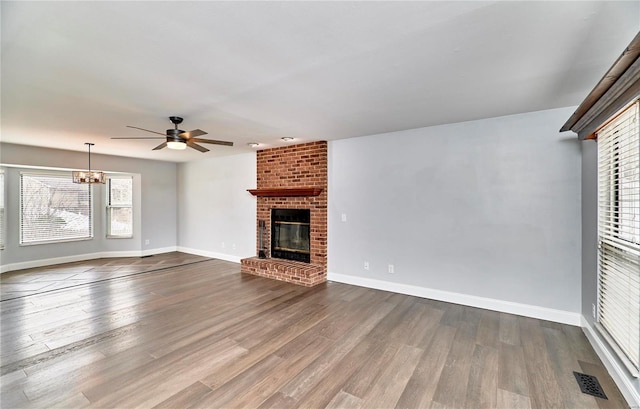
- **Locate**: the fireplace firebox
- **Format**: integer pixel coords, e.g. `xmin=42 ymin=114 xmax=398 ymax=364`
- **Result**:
xmin=271 ymin=209 xmax=310 ymax=263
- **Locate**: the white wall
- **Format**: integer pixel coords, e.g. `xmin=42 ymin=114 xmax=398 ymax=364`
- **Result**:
xmin=176 ymin=153 xmax=256 ymax=262
xmin=328 ymin=107 xmax=582 ymax=324
xmin=581 ymin=140 xmax=599 ymax=324
xmin=1 ymin=143 xmax=178 ymax=270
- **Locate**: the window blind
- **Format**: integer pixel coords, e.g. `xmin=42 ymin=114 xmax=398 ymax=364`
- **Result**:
xmin=107 ymin=176 xmax=133 ymax=238
xmin=597 ymin=100 xmax=640 ymax=374
xmin=20 ymin=173 xmax=93 ymax=244
xmin=0 ymin=171 xmax=4 ymax=249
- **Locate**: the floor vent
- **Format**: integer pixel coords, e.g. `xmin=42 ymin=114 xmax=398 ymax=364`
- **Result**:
xmin=573 ymin=371 xmax=608 ymax=399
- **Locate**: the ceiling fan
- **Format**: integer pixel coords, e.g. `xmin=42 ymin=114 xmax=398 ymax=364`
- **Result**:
xmin=112 ymin=116 xmax=233 ymax=152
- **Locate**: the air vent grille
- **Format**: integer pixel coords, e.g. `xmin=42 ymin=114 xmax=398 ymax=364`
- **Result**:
xmin=573 ymin=371 xmax=608 ymax=400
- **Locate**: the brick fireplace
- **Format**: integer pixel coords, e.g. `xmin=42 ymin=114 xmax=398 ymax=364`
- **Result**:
xmin=240 ymin=141 xmax=327 ymax=286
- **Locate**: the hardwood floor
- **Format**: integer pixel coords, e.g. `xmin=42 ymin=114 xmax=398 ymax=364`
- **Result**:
xmin=0 ymin=254 xmax=629 ymax=408
xmin=0 ymin=252 xmax=210 ymax=301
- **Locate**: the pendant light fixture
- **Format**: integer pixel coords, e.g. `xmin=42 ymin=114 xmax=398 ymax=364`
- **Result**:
xmin=72 ymin=142 xmax=105 ymax=184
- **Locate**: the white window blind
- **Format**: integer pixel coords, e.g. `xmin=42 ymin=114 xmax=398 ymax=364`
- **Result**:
xmin=107 ymin=176 xmax=133 ymax=238
xmin=0 ymin=170 xmax=4 ymax=249
xmin=20 ymin=173 xmax=93 ymax=244
xmin=597 ymin=100 xmax=640 ymax=375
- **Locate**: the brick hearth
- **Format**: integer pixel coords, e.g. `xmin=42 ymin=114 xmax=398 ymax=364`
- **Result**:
xmin=241 ymin=141 xmax=327 ymax=286
xmin=241 ymin=258 xmax=325 ymax=287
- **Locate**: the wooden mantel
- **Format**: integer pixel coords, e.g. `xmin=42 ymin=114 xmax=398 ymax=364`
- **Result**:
xmin=247 ymin=187 xmax=323 ymax=197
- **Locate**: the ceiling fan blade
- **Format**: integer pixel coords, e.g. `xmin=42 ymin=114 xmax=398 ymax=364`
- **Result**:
xmin=187 ymin=142 xmax=209 ymax=152
xmin=126 ymin=126 xmax=167 ymax=136
xmin=190 ymin=138 xmax=233 ymax=147
xmin=152 ymin=142 xmax=168 ymax=150
xmin=179 ymin=129 xmax=207 ymax=139
xmin=111 ymin=137 xmax=165 ymax=139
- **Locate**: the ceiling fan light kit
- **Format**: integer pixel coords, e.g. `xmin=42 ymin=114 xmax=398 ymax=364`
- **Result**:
xmin=167 ymin=141 xmax=187 ymax=150
xmin=113 ymin=116 xmax=233 ymax=153
xmin=73 ymin=142 xmax=105 ymax=184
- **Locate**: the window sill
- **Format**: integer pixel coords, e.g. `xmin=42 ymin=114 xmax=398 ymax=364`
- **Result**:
xmin=596 ymin=322 xmax=640 ymax=378
xmin=19 ymin=237 xmax=93 ymax=246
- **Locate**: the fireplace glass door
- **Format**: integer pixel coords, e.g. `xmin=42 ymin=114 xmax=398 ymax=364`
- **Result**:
xmin=271 ymin=209 xmax=311 ymax=263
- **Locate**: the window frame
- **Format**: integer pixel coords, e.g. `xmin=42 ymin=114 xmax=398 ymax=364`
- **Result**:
xmin=106 ymin=175 xmax=133 ymax=239
xmin=19 ymin=171 xmax=94 ymax=246
xmin=596 ymin=100 xmax=640 ymax=377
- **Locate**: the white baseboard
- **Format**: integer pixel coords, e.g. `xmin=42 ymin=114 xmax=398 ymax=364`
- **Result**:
xmin=327 ymin=272 xmax=582 ymax=326
xmin=2 ymin=252 xmax=103 ymax=274
xmin=177 ymin=246 xmax=242 ymax=264
xmin=581 ymin=317 xmax=640 ymax=408
xmin=142 ymin=246 xmax=178 ymax=257
xmin=0 ymin=246 xmax=178 ymax=274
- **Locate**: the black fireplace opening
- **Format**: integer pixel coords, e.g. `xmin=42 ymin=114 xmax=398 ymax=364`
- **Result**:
xmin=271 ymin=209 xmax=311 ymax=263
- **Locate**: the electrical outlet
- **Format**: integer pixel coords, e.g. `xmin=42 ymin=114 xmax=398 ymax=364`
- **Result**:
xmin=388 ymin=264 xmax=394 ymax=274
xmin=592 ymin=303 xmax=596 ymax=319
xmin=232 ymin=243 xmax=236 ymax=250
xmin=221 ymin=242 xmax=225 ymax=249
xmin=364 ymin=261 xmax=369 ymax=270
xmin=144 ymin=239 xmax=150 ymax=245
xmin=341 ymin=213 xmax=347 ymax=222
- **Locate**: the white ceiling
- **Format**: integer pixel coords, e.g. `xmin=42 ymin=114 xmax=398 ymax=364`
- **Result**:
xmin=2 ymin=1 xmax=639 ymax=163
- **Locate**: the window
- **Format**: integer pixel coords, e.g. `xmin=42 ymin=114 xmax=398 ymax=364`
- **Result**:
xmin=20 ymin=173 xmax=93 ymax=244
xmin=0 ymin=170 xmax=4 ymax=249
xmin=597 ymin=100 xmax=640 ymax=375
xmin=107 ymin=176 xmax=133 ymax=238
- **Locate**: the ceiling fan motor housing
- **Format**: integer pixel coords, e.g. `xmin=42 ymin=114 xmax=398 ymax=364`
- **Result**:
xmin=167 ymin=128 xmax=185 ymax=141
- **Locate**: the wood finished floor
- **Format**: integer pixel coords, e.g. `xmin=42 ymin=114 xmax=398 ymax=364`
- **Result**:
xmin=0 ymin=252 xmax=211 ymax=301
xmin=0 ymin=255 xmax=629 ymax=409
